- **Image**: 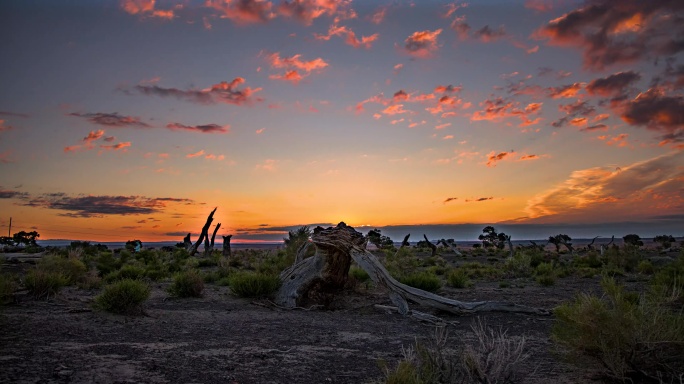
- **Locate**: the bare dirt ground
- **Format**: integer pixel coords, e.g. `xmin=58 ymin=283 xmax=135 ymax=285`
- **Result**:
xmin=0 ymin=248 xmax=665 ymax=384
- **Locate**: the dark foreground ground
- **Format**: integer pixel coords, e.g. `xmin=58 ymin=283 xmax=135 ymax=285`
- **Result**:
xmin=0 ymin=272 xmax=617 ymax=384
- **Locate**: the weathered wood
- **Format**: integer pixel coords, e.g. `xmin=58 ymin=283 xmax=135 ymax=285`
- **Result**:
xmin=189 ymin=207 xmax=217 ymax=256
xmin=400 ymin=234 xmax=411 ymax=249
xmin=222 ymin=235 xmax=232 ymax=257
xmin=423 ymin=234 xmax=437 ymax=257
xmin=275 ymin=222 xmax=365 ymax=308
xmin=204 ymin=223 xmax=221 ymax=256
xmin=294 ymin=241 xmax=313 ymax=264
xmin=183 ymin=233 xmax=192 ymax=251
xmin=276 ymin=222 xmax=549 ymax=316
xmin=505 ymin=234 xmax=514 ymax=259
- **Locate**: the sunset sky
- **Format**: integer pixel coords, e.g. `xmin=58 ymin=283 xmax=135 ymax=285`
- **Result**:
xmin=1 ymin=0 xmax=683 ymax=243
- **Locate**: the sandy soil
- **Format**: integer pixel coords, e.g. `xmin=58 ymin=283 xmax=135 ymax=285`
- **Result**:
xmin=1 ymin=248 xmax=670 ymax=384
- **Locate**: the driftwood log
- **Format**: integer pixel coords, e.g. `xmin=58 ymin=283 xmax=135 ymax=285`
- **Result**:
xmin=189 ymin=207 xmax=217 ymax=256
xmin=423 ymin=234 xmax=437 ymax=257
xmin=275 ymin=222 xmax=549 ymax=316
xmin=437 ymin=239 xmax=463 ymax=256
xmin=204 ymin=222 xmax=221 ymax=256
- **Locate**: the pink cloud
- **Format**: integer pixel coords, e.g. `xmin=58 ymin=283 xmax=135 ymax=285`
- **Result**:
xmin=382 ymin=104 xmax=409 ymax=116
xmin=134 ymin=78 xmax=262 ymax=106
xmin=402 ymin=29 xmax=442 ymax=58
xmin=100 ymin=142 xmax=131 ymax=151
xmin=206 ymin=0 xmax=275 ymax=25
xmin=314 ymin=24 xmax=379 ymax=49
xmin=121 ymin=0 xmax=176 ymax=19
xmin=186 ymin=150 xmax=206 ymax=158
xmin=166 ymin=123 xmax=230 ymax=134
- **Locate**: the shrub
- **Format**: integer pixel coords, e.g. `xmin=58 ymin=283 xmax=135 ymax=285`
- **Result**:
xmin=349 ymin=266 xmax=370 ymax=282
xmin=24 ymin=270 xmax=68 ymax=299
xmin=168 ymin=270 xmax=204 ymax=298
xmin=229 ymin=272 xmax=281 ymax=298
xmin=536 ymin=275 xmax=556 ymax=286
xmin=0 ymin=273 xmax=17 ymax=305
xmin=637 ymin=260 xmax=654 ymax=275
xmin=95 ymin=252 xmax=122 ymax=277
xmin=399 ymin=272 xmax=442 ymax=292
xmin=104 ymin=264 xmax=146 ymax=282
xmin=552 ymin=277 xmax=684 ymax=382
xmin=446 ymin=269 xmax=471 ymax=289
xmin=37 ymin=255 xmax=87 ymax=285
xmin=95 ymin=279 xmax=150 ymax=315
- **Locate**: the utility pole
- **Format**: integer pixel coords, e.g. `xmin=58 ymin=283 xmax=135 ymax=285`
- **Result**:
xmin=8 ymin=217 xmax=11 ymax=237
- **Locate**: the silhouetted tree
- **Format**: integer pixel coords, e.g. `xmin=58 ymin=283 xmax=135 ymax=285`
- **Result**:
xmin=653 ymin=235 xmax=675 ymax=249
xmin=548 ymin=234 xmax=573 ymax=254
xmin=623 ymin=234 xmax=643 ymax=247
xmin=12 ymin=231 xmax=39 ymax=246
xmin=367 ymin=229 xmax=394 ymax=250
xmin=478 ymin=226 xmax=508 ymax=250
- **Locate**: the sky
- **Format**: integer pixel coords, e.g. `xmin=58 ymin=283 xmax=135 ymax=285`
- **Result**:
xmin=0 ymin=0 xmax=683 ymax=243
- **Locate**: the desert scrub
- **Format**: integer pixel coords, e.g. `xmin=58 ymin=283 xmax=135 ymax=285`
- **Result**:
xmin=446 ymin=268 xmax=471 ymax=288
xmin=37 ymin=255 xmax=87 ymax=285
xmin=24 ymin=270 xmax=69 ymax=299
xmin=383 ymin=320 xmax=529 ymax=384
xmin=382 ymin=247 xmax=421 ymax=279
xmin=229 ymin=271 xmax=281 ymax=298
xmin=168 ymin=270 xmax=204 ymax=298
xmin=95 ymin=279 xmax=150 ymax=315
xmin=504 ymin=251 xmax=533 ymax=277
xmin=0 ymin=273 xmax=17 ymax=305
xmin=637 ymin=260 xmax=654 ymax=275
xmin=552 ymin=277 xmax=684 ymax=382
xmin=399 ymin=272 xmax=442 ymax=292
xmin=535 ymin=262 xmax=556 ymax=286
xmin=104 ymin=264 xmax=146 ymax=282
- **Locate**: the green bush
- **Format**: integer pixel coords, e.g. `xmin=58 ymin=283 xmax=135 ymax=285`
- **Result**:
xmin=229 ymin=272 xmax=281 ymax=298
xmin=446 ymin=269 xmax=471 ymax=288
xmin=168 ymin=270 xmax=204 ymax=298
xmin=552 ymin=277 xmax=684 ymax=382
xmin=399 ymin=272 xmax=442 ymax=292
xmin=349 ymin=266 xmax=370 ymax=282
xmin=24 ymin=270 xmax=69 ymax=299
xmin=95 ymin=252 xmax=122 ymax=277
xmin=37 ymin=255 xmax=87 ymax=285
xmin=95 ymin=279 xmax=150 ymax=315
xmin=104 ymin=264 xmax=146 ymax=282
xmin=636 ymin=260 xmax=654 ymax=275
xmin=536 ymin=275 xmax=556 ymax=286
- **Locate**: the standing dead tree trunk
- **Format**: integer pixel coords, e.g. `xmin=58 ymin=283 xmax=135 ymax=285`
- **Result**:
xmin=204 ymin=223 xmax=221 ymax=256
xmin=505 ymin=235 xmax=514 ymax=259
xmin=183 ymin=233 xmax=192 ymax=251
xmin=601 ymin=235 xmax=615 ymax=257
xmin=275 ymin=222 xmax=548 ymax=316
xmin=423 ymin=234 xmax=437 ymax=257
xmin=222 ymin=235 xmax=232 ymax=257
xmin=189 ymin=207 xmax=217 ymax=256
xmin=400 ymin=234 xmax=411 ymax=249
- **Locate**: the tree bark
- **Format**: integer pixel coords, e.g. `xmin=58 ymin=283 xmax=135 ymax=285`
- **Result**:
xmin=423 ymin=234 xmax=437 ymax=257
xmin=222 ymin=235 xmax=232 ymax=257
xmin=183 ymin=233 xmax=192 ymax=251
xmin=189 ymin=208 xmax=217 ymax=256
xmin=275 ymin=222 xmax=549 ymax=316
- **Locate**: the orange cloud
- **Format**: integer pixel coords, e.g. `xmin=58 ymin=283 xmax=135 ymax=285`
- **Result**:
xmin=382 ymin=104 xmax=409 ymax=116
xmin=547 ymin=82 xmax=584 ymax=98
xmin=100 ymin=142 xmax=131 ymax=151
xmin=82 ymin=130 xmax=105 ymax=144
xmin=269 ymin=70 xmax=304 ymax=84
xmin=186 ymin=150 xmax=206 ymax=158
xmin=369 ymin=6 xmax=386 ymax=24
xmin=166 ymin=123 xmax=229 ymax=133
xmin=121 ymin=0 xmax=175 ymax=19
xmin=402 ymin=29 xmax=442 ymax=58
xmin=435 ymin=123 xmax=451 ymax=130
xmin=314 ymin=24 xmax=379 ymax=49
xmin=64 ymin=145 xmax=81 ymax=153
xmin=524 ymin=0 xmax=556 ymax=12
xmin=471 ymin=98 xmax=543 ymax=125
xmin=278 ymin=0 xmax=355 ymax=26
xmin=486 ymin=151 xmax=511 ymax=167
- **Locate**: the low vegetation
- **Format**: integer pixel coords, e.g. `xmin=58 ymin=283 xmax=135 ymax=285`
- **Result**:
xmin=168 ymin=270 xmax=205 ymax=298
xmin=94 ymin=279 xmax=150 ymax=315
xmin=228 ymin=271 xmax=281 ymax=298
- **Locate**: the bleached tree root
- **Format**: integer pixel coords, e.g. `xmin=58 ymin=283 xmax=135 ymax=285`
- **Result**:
xmin=275 ymin=222 xmax=550 ymax=316
xmin=350 ymin=246 xmax=550 ymax=316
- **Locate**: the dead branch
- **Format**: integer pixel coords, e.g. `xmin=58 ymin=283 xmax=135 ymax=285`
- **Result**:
xmin=189 ymin=207 xmax=217 ymax=256
xmin=423 ymin=234 xmax=437 ymax=257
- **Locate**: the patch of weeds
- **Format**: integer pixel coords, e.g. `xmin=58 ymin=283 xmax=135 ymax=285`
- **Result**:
xmin=535 ymin=262 xmax=556 ymax=286
xmin=0 ymin=273 xmax=17 ymax=305
xmin=37 ymin=255 xmax=87 ymax=285
xmin=399 ymin=272 xmax=442 ymax=292
xmin=24 ymin=270 xmax=68 ymax=299
xmin=229 ymin=271 xmax=281 ymax=298
xmin=216 ymin=277 xmax=232 ymax=286
xmin=576 ymin=267 xmax=599 ymax=279
xmin=95 ymin=252 xmax=123 ymax=277
xmin=499 ymin=281 xmax=511 ymax=288
xmin=574 ymin=252 xmax=603 ymax=269
xmin=446 ymin=269 xmax=471 ymax=289
xmin=168 ymin=270 xmax=204 ymax=298
xmin=104 ymin=264 xmax=146 ymax=282
xmin=94 ymin=279 xmax=150 ymax=315
xmin=504 ymin=251 xmax=533 ymax=278
xmin=460 ymin=262 xmax=504 ymax=280
xmin=637 ymin=260 xmax=654 ymax=275
xmin=552 ymin=277 xmax=684 ymax=382
xmin=77 ymin=270 xmax=102 ymax=290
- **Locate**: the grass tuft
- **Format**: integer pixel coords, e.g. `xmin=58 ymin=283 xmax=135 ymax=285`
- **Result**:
xmin=229 ymin=271 xmax=281 ymax=298
xmin=168 ymin=270 xmax=205 ymax=298
xmin=94 ymin=279 xmax=150 ymax=315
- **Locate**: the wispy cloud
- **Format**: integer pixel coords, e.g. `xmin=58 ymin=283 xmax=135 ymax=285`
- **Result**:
xmin=120 ymin=0 xmax=176 ymax=19
xmin=263 ymin=52 xmax=328 ymax=84
xmin=314 ymin=24 xmax=379 ymax=49
xmin=526 ymin=152 xmax=684 ymax=221
xmin=21 ymin=193 xmax=195 ymax=218
xmin=133 ymin=78 xmax=262 ymax=105
xmin=205 ymin=0 xmax=275 ymax=25
xmin=69 ymin=112 xmax=151 ymax=128
xmin=166 ymin=123 xmax=230 ymax=134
